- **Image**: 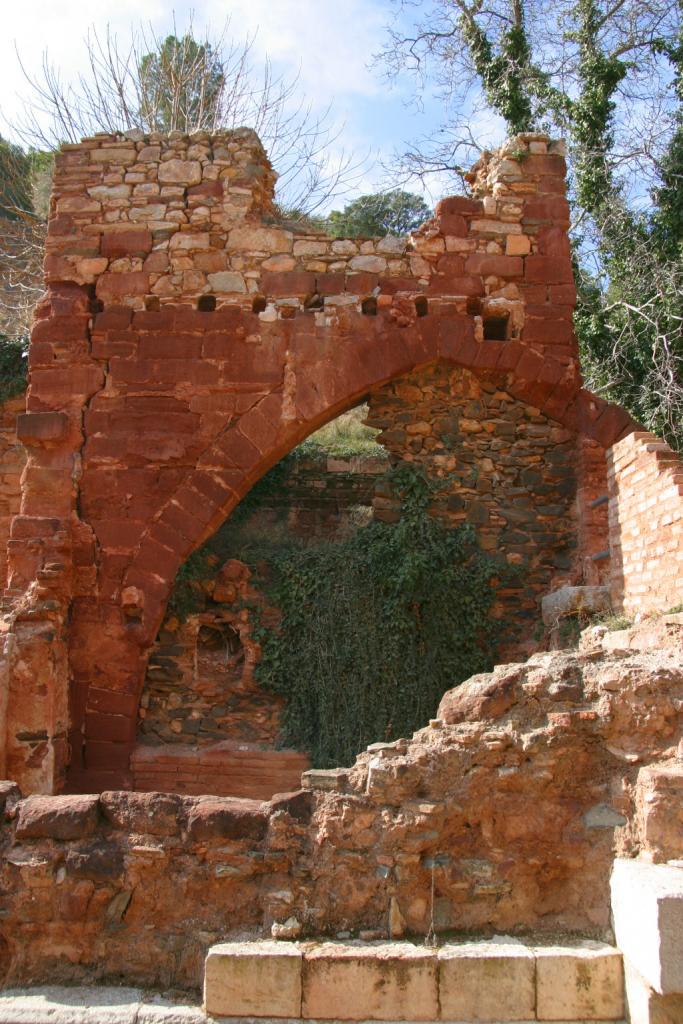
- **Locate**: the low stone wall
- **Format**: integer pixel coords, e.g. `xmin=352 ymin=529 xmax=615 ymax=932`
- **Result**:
xmin=0 ymin=636 xmax=680 ymax=991
xmin=608 ymin=432 xmax=683 ymax=616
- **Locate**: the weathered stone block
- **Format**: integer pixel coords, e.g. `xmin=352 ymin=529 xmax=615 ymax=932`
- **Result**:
xmin=16 ymin=412 xmax=69 ymax=445
xmin=204 ymin=941 xmax=302 ymax=1017
xmin=302 ymin=942 xmax=438 ymax=1021
xmin=541 ymin=585 xmax=611 ymax=625
xmin=158 ymin=160 xmax=202 ymax=186
xmin=612 ymin=858 xmax=683 ymax=996
xmin=636 ymin=764 xmax=683 ymax=862
xmin=15 ymin=795 xmax=100 ymax=841
xmin=186 ymin=797 xmax=268 ymax=842
xmin=438 ymin=938 xmax=535 ymax=1021
xmin=535 ymin=941 xmax=624 ymax=1020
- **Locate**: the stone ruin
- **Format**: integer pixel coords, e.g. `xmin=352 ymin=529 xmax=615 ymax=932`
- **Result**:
xmin=0 ymin=127 xmax=681 ymax=1021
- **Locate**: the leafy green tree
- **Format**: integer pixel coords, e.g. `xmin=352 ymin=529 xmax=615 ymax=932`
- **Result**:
xmin=378 ymin=0 xmax=683 ymax=449
xmin=327 ymin=190 xmax=431 ymax=237
xmin=0 ymin=138 xmax=33 ymax=220
xmin=137 ymin=34 xmax=225 ymax=133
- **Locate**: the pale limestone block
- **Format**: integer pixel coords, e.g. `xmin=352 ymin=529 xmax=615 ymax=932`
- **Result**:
xmin=302 ymin=942 xmax=438 ymax=1021
xmin=471 ymin=219 xmax=523 ymax=234
xmin=158 ymin=160 xmax=202 ymax=186
xmin=331 ymin=239 xmax=358 ymax=255
xmin=169 ymin=233 xmax=210 ymax=251
xmin=349 ymin=254 xmax=388 ymax=273
xmin=88 ymin=184 xmax=132 ymax=201
xmin=207 ymin=271 xmax=246 ymax=293
xmin=94 ymin=148 xmax=137 ymax=164
xmin=129 ymin=205 xmax=167 ymax=222
xmin=535 ymin=941 xmax=624 ymax=1021
xmin=438 ymin=937 xmax=535 ymax=1021
xmin=261 ymin=254 xmax=296 ymax=272
xmin=228 ymin=226 xmax=293 ymax=253
xmin=611 ymin=858 xmax=683 ymax=995
xmin=377 ymin=236 xmax=407 ymax=255
xmin=204 ymin=940 xmax=302 ymax=1018
xmin=293 ymin=240 xmax=329 ymax=257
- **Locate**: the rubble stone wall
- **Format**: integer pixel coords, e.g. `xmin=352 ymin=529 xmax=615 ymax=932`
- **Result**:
xmin=1 ymin=128 xmax=637 ymax=794
xmin=0 ymin=632 xmax=680 ymax=991
xmin=608 ymin=432 xmax=683 ymax=616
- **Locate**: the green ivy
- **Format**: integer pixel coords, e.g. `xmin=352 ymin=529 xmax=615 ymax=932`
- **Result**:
xmin=251 ymin=464 xmax=502 ymax=768
xmin=0 ymin=337 xmax=28 ymax=405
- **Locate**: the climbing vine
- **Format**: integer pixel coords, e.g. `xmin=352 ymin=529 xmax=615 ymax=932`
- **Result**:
xmin=251 ymin=464 xmax=502 ymax=768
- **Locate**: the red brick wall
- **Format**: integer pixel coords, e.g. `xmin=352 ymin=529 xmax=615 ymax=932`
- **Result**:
xmin=608 ymin=432 xmax=683 ymax=616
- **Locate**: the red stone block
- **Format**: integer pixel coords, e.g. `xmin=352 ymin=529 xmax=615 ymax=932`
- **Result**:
xmin=187 ymin=180 xmax=223 ymax=198
xmin=16 ymin=411 xmax=68 ymax=444
xmin=239 ymin=406 xmax=279 ymax=453
xmin=465 ymin=254 xmax=523 ymax=277
xmin=550 ymin=283 xmax=577 ymax=306
xmin=49 ymin=283 xmax=91 ymax=316
xmin=100 ymin=791 xmax=184 ymax=836
xmin=523 ymin=154 xmax=567 ymax=177
xmin=437 ymin=214 xmax=468 ymax=236
xmin=525 ymin=254 xmax=573 ymax=285
xmin=316 ymin=273 xmax=346 ymax=295
xmin=91 ymin=518 xmax=146 ymax=551
xmin=522 ymin=318 xmax=575 ymax=345
xmin=91 ymin=337 xmax=137 ymax=359
xmin=215 ymin=429 xmax=261 ymax=471
xmin=47 ymin=213 xmax=76 ymax=237
xmin=32 ymin=315 xmax=89 ymax=344
xmin=438 ymin=317 xmax=478 ymax=365
xmin=428 ymin=274 xmax=484 ymax=296
xmin=437 ymin=255 xmax=465 ymax=276
xmin=86 ymin=688 xmax=138 ymax=718
xmin=209 ymin=306 xmax=245 ymax=330
xmin=522 ymin=196 xmax=570 ymax=224
xmin=93 ymin=306 xmax=133 ymax=330
xmin=345 ymin=272 xmax=379 ymax=294
xmin=83 ymin=740 xmax=134 ymax=773
xmin=538 ymin=176 xmax=566 ymax=195
xmin=15 ymin=795 xmax=100 ymax=840
xmin=186 ymin=797 xmax=269 ymax=841
xmin=377 ymin=277 xmax=421 ymax=294
xmin=134 ymin=537 xmax=182 ymax=580
xmin=471 ymin=341 xmax=505 ymax=370
xmin=10 ymin=515 xmax=63 ymax=539
xmin=96 ymin=272 xmax=150 ymax=302
xmin=85 ymin=711 xmax=135 ymax=744
xmin=514 ymin=348 xmax=544 ymax=382
xmin=139 ymin=334 xmax=202 ymax=360
xmin=537 ymin=225 xmax=571 ymax=262
xmin=436 ymin=196 xmax=482 ymax=217
xmin=261 ymin=271 xmax=316 ymax=296
xmin=101 ymin=230 xmax=153 ymax=258
xmin=131 ymin=309 xmax=176 ymax=331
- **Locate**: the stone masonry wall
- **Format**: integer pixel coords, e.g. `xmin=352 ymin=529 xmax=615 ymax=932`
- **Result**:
xmin=608 ymin=432 xmax=683 ymax=616
xmin=0 ymin=632 xmax=680 ymax=990
xmin=1 ymin=127 xmax=638 ymax=795
xmin=367 ymin=364 xmax=580 ymax=657
xmin=0 ymin=395 xmax=26 ymax=590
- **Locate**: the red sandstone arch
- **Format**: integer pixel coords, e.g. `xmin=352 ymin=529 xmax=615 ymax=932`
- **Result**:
xmin=59 ymin=306 xmax=636 ymax=791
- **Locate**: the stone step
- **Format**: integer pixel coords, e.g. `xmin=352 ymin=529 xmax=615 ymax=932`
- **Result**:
xmin=204 ymin=938 xmax=625 ymax=1021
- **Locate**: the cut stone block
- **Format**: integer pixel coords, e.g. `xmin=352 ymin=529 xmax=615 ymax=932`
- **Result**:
xmin=204 ymin=940 xmax=302 ymax=1018
xmin=611 ymin=858 xmax=683 ymax=995
xmin=624 ymin=961 xmax=683 ymax=1024
xmin=438 ymin=936 xmax=535 ymax=1021
xmin=302 ymin=942 xmax=438 ymax=1021
xmin=535 ymin=941 xmax=624 ymax=1021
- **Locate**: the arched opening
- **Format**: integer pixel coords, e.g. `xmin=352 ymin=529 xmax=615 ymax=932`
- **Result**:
xmin=132 ymin=361 xmax=583 ymax=797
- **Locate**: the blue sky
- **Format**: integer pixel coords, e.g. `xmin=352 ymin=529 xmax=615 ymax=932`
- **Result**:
xmin=1 ymin=0 xmax=506 ymax=209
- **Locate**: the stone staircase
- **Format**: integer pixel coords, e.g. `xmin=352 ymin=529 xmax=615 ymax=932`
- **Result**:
xmin=203 ymin=937 xmax=625 ymax=1021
